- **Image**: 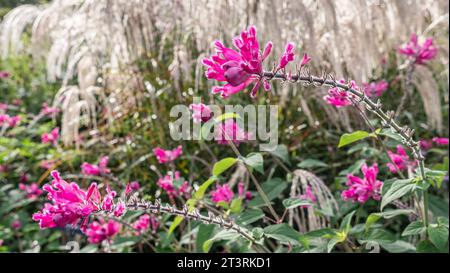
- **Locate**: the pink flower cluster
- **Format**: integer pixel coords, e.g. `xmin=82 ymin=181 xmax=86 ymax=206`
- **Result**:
xmin=202 ymin=26 xmax=273 ymax=98
xmin=19 ymin=183 xmax=43 ymax=199
xmin=32 ymin=171 xmax=123 ymax=229
xmin=85 ymin=219 xmax=121 ymax=244
xmin=215 ymin=120 xmax=251 ymax=145
xmin=41 ymin=103 xmax=60 ymax=116
xmin=420 ymin=137 xmax=449 ymax=150
xmin=189 ymin=103 xmax=213 ymax=123
xmin=41 ymin=127 xmax=59 ymax=146
xmin=131 ymin=214 xmax=160 ymax=235
xmin=81 ymin=156 xmax=110 ymax=176
xmin=157 ymin=171 xmax=191 ymax=199
xmin=210 ymin=182 xmax=252 ymax=204
xmin=125 ymin=181 xmax=140 ymax=196
xmin=398 ymin=33 xmax=438 ymax=65
xmin=342 ymin=163 xmax=383 ymax=203
xmin=153 ymin=145 xmax=183 ymax=164
xmin=386 ymin=145 xmax=417 ymax=173
xmin=0 ymin=114 xmax=20 ymax=128
xmin=324 ymin=79 xmax=357 ymax=108
xmin=363 ymin=80 xmax=389 ymax=97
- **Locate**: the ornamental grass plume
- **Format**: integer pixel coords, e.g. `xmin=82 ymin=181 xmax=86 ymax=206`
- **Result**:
xmin=341 ymin=163 xmax=383 ymax=204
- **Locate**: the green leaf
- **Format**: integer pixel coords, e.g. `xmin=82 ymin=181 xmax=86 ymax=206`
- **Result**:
xmin=248 ymin=178 xmax=287 ymax=207
xmin=338 ymin=131 xmax=370 ymax=148
xmin=340 ymin=210 xmax=356 ymax=233
xmin=381 ymin=179 xmax=416 ymax=211
xmin=282 ymin=198 xmax=312 ymax=209
xmin=305 ymin=228 xmax=337 ymax=239
xmin=428 ymin=225 xmax=449 ymax=251
xmin=263 ymin=224 xmax=301 ymax=245
xmin=252 ymin=228 xmax=264 ymax=240
xmin=327 ymin=237 xmax=341 ymax=253
xmin=212 ymin=158 xmax=237 ymax=177
xmin=243 ymin=153 xmax=264 ymax=174
xmin=229 ymin=198 xmax=243 ymax=213
xmin=269 ymin=144 xmax=290 ymax=165
xmin=168 ymin=215 xmax=184 ymax=235
xmin=361 ymin=229 xmax=396 ymax=244
xmin=416 ymin=240 xmax=440 ymax=253
xmin=297 ymin=159 xmax=328 ymax=169
xmin=202 ymin=230 xmax=240 ymax=253
xmin=193 ymin=176 xmax=217 ymax=200
xmin=366 ymin=209 xmax=415 ymax=232
xmin=379 ymin=240 xmax=416 ymax=253
xmin=214 ymin=112 xmax=240 ymax=123
xmin=196 ymin=224 xmax=215 ymax=252
xmin=402 ymin=221 xmax=426 ymax=237
xmin=437 ymin=217 xmax=449 ymax=228
xmin=236 ymin=209 xmax=265 ymax=225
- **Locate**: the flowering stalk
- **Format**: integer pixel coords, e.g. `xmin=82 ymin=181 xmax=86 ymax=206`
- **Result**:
xmin=261 ymin=70 xmax=427 ymax=180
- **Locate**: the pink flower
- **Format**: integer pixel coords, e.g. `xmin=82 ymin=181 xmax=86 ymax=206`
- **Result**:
xmin=299 ymin=185 xmax=317 ymax=205
xmin=81 ymin=156 xmax=110 ymax=176
xmin=300 ymin=53 xmax=311 ymax=67
xmin=238 ymin=182 xmax=253 ymax=201
xmin=432 ymin=137 xmax=449 ymax=146
xmin=41 ymin=127 xmax=59 ymax=145
xmin=85 ymin=219 xmax=121 ymax=244
xmin=341 ymin=163 xmax=383 ymax=204
xmin=0 ymin=103 xmax=7 ymax=112
xmin=419 ymin=139 xmax=433 ymax=150
xmin=19 ymin=183 xmax=43 ymax=199
xmin=215 ymin=120 xmax=251 ymax=145
xmin=189 ymin=103 xmax=213 ymax=123
xmin=277 ymin=42 xmax=295 ymax=70
xmin=324 ymin=79 xmax=357 ymax=108
xmin=398 ymin=33 xmax=438 ymax=65
xmin=41 ymin=103 xmax=60 ymax=116
xmin=363 ymin=80 xmax=389 ymax=97
xmin=11 ymin=220 xmax=21 ymax=230
xmin=153 ymin=145 xmax=182 ymax=164
xmin=202 ymin=26 xmax=273 ymax=98
xmin=158 ymin=171 xmax=190 ymax=198
xmin=211 ymin=184 xmax=234 ymax=204
xmin=113 ymin=202 xmax=126 ymax=217
xmin=0 ymin=114 xmax=20 ymax=128
xmin=0 ymin=71 xmax=10 ymax=79
xmin=386 ymin=145 xmax=417 ymax=173
xmin=125 ymin=181 xmax=140 ymax=196
xmin=39 ymin=159 xmax=56 ymax=170
xmin=32 ymin=170 xmax=120 ymax=230
xmin=132 ymin=214 xmax=160 ymax=235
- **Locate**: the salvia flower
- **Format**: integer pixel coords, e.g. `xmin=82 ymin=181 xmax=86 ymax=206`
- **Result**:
xmin=324 ymin=79 xmax=357 ymax=108
xmin=432 ymin=137 xmax=449 ymax=146
xmin=41 ymin=127 xmax=59 ymax=145
xmin=157 ymin=171 xmax=190 ymax=199
xmin=215 ymin=119 xmax=251 ymax=145
xmin=125 ymin=181 xmax=140 ymax=196
xmin=398 ymin=33 xmax=438 ymax=65
xmin=277 ymin=42 xmax=295 ymax=70
xmin=237 ymin=182 xmax=253 ymax=201
xmin=387 ymin=145 xmax=417 ymax=173
xmin=0 ymin=114 xmax=20 ymax=128
xmin=0 ymin=71 xmax=10 ymax=79
xmin=189 ymin=103 xmax=213 ymax=123
xmin=300 ymin=53 xmax=312 ymax=67
xmin=419 ymin=139 xmax=434 ymax=151
xmin=11 ymin=220 xmax=22 ymax=230
xmin=341 ymin=163 xmax=383 ymax=203
xmin=41 ymin=103 xmax=60 ymax=116
xmin=153 ymin=145 xmax=182 ymax=164
xmin=211 ymin=184 xmax=234 ymax=204
xmin=202 ymin=26 xmax=273 ymax=98
xmin=85 ymin=219 xmax=121 ymax=244
xmin=81 ymin=156 xmax=110 ymax=176
xmin=363 ymin=80 xmax=389 ymax=97
xmin=32 ymin=171 xmax=120 ymax=229
xmin=19 ymin=183 xmax=43 ymax=199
